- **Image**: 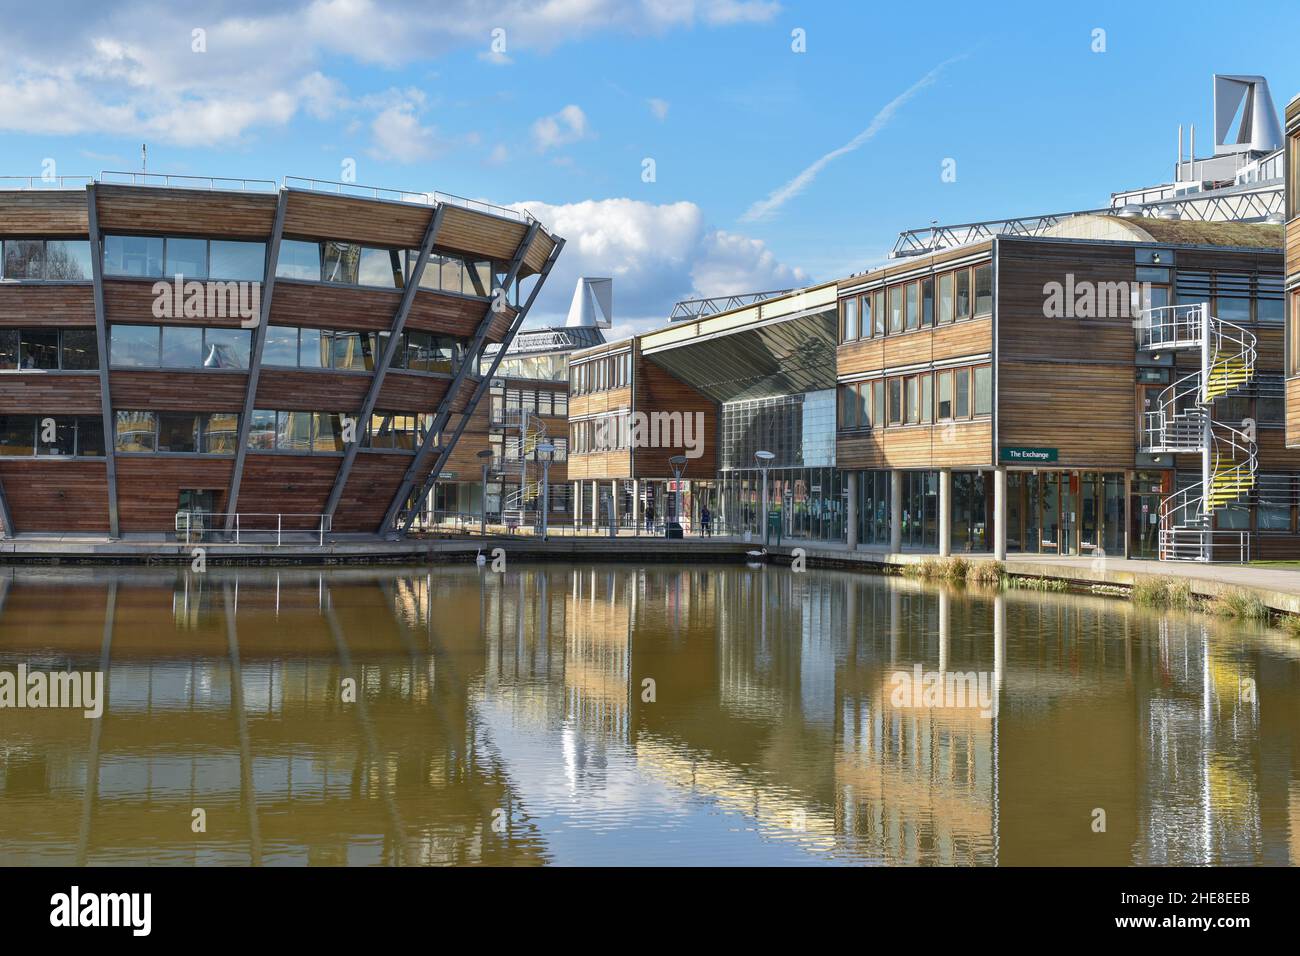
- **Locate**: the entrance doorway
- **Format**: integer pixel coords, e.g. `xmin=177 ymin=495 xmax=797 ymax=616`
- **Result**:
xmin=178 ymin=489 xmax=217 ymax=542
xmin=1129 ymin=471 xmax=1169 ymax=559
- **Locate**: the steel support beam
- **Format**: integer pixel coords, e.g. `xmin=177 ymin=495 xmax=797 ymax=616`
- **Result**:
xmin=0 ymin=474 xmax=12 ymax=539
xmin=224 ymin=189 xmax=290 ymax=531
xmin=379 ymin=221 xmax=540 ymax=533
xmin=394 ymin=234 xmax=563 ymax=535
xmin=86 ymin=185 xmax=120 ymax=538
xmin=322 ymin=204 xmax=447 ymax=523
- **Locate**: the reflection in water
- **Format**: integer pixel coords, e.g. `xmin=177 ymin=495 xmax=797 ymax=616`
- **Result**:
xmin=0 ymin=564 xmax=1296 ymax=866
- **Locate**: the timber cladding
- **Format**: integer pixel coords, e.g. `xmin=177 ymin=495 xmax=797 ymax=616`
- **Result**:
xmin=997 ymin=239 xmax=1142 ymax=469
xmin=255 ymin=369 xmax=370 ymax=410
xmin=0 ymin=374 xmax=100 ymax=414
xmin=1288 ymin=378 xmax=1300 ymax=448
xmin=114 ymin=457 xmax=236 ymax=532
xmin=111 ymin=370 xmax=247 ymax=412
xmin=333 ymin=453 xmax=412 ymax=532
xmin=0 ymin=285 xmax=95 ymax=326
xmin=0 ymin=459 xmax=109 ymax=533
xmin=633 ymin=354 xmax=717 ymax=479
xmin=0 ymin=191 xmax=90 ymax=234
xmin=837 ymin=421 xmax=992 ymax=470
xmin=269 ymin=281 xmax=399 ymax=332
xmin=94 ymin=185 xmax=277 ymax=238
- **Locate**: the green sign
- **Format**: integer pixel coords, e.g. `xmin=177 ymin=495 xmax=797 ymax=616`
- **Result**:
xmin=1000 ymin=446 xmax=1058 ymax=464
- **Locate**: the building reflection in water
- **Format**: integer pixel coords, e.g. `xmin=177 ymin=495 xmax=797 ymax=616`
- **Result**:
xmin=0 ymin=563 xmax=1296 ymax=866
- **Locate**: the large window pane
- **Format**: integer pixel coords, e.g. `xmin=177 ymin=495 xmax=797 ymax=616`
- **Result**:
xmin=202 ymin=413 xmax=240 ymax=453
xmin=955 ymin=368 xmax=970 ymax=418
xmin=299 ymin=328 xmax=325 ymax=368
xmin=842 ymin=297 xmax=858 ymax=341
xmin=161 ymin=326 xmax=203 ymax=367
xmin=0 ymin=330 xmax=19 ymax=369
xmin=889 ymin=286 xmax=903 ymax=334
xmin=209 ymin=240 xmax=265 ymax=281
xmin=19 ymin=329 xmax=59 ymax=370
xmin=956 ymin=269 xmax=971 ymax=319
xmin=203 ymin=327 xmax=250 ymax=368
xmin=330 ymin=331 xmax=377 ymax=370
xmin=157 ymin=412 xmax=200 ymax=452
xmin=0 ymin=416 xmax=35 ymax=455
xmin=974 ymin=366 xmax=993 ymax=415
xmin=322 ymin=242 xmax=360 ymax=284
xmin=358 ymin=247 xmax=403 ymax=288
xmin=103 ymin=236 xmax=163 ymax=278
xmin=921 ymin=278 xmax=934 ymax=327
xmin=974 ymin=264 xmax=993 ymax=314
xmin=110 ymin=325 xmax=161 ymax=367
xmin=275 ymin=240 xmax=321 ymax=281
xmin=277 ymin=411 xmax=313 ymax=452
xmin=60 ymin=329 xmax=99 ymax=370
xmin=262 ymin=326 xmax=299 ymax=367
xmin=3 ymin=240 xmax=45 ymax=279
xmin=248 ymin=409 xmax=277 ymax=449
xmin=36 ymin=417 xmax=76 ymax=456
xmin=938 ymin=272 xmax=954 ymax=324
xmin=165 ymin=237 xmax=208 ymax=279
xmin=45 ymin=240 xmax=92 ymax=280
xmin=905 ymin=282 xmax=919 ymax=331
xmin=115 ymin=411 xmax=157 ymax=452
xmin=76 ymin=417 xmax=105 ymax=457
xmin=465 ymin=261 xmax=492 ymax=297
xmin=312 ymin=413 xmax=344 ymax=452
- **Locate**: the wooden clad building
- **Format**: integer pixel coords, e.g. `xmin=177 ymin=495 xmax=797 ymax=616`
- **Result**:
xmin=1286 ymin=93 xmax=1300 ymax=447
xmin=0 ymin=179 xmax=561 ymax=539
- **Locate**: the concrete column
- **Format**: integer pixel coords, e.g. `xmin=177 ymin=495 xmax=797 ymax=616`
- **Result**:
xmin=938 ymin=468 xmax=952 ymax=557
xmin=889 ymin=470 xmax=903 ymax=553
xmin=631 ymin=479 xmax=640 ymax=535
xmin=846 ymin=470 xmax=859 ymax=550
xmin=993 ymin=467 xmax=1007 ymax=560
xmin=610 ymin=480 xmax=619 ymax=531
xmin=574 ymin=480 xmax=583 ymax=530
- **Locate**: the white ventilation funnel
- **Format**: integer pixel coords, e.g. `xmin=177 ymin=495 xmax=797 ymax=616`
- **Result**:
xmin=1214 ymin=74 xmax=1283 ymax=155
xmin=565 ymin=277 xmax=613 ymax=328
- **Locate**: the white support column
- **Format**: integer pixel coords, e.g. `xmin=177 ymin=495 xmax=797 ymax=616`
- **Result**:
xmin=846 ymin=471 xmax=859 ymax=550
xmin=994 ymin=467 xmax=1007 ymax=560
xmin=610 ymin=480 xmax=619 ymax=531
xmin=574 ymin=480 xmax=583 ymax=530
xmin=938 ymin=468 xmax=952 ymax=557
xmin=632 ymin=479 xmax=640 ymax=535
xmin=889 ymin=470 xmax=903 ymax=554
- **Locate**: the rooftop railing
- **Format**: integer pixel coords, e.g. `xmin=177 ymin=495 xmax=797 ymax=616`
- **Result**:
xmin=0 ymin=175 xmax=94 ymax=190
xmin=99 ymin=170 xmax=278 ymax=191
xmin=283 ymin=175 xmax=536 ymax=224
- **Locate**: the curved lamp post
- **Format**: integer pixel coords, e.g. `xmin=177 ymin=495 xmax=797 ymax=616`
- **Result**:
xmin=755 ymin=450 xmax=774 ymax=545
xmin=536 ymin=442 xmax=556 ymax=540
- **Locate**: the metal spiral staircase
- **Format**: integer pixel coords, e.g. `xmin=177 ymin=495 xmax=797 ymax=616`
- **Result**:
xmin=500 ymin=407 xmax=548 ymax=526
xmin=1138 ymin=303 xmax=1257 ymax=562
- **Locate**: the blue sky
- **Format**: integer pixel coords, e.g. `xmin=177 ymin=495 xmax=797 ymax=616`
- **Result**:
xmin=2 ymin=0 xmax=1297 ymax=336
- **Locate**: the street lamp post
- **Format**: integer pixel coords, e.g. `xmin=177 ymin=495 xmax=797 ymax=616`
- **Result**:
xmin=477 ymin=449 xmax=493 ymax=537
xmin=536 ymin=442 xmax=556 ymax=540
xmin=755 ymin=450 xmax=774 ymax=545
xmin=668 ymin=455 xmax=688 ymax=538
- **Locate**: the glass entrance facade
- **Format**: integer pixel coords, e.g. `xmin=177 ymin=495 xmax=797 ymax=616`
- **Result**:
xmin=715 ymin=467 xmax=845 ymax=542
xmin=1006 ymin=470 xmax=1125 ymax=557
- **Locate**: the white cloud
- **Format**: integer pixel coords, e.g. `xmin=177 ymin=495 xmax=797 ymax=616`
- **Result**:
xmin=648 ymin=98 xmax=670 ymax=121
xmin=741 ymin=55 xmax=963 ymax=222
xmin=486 ymin=143 xmax=509 ymax=166
xmin=531 ymin=104 xmax=590 ymax=152
xmin=369 ymin=102 xmax=442 ymax=163
xmin=510 ymin=197 xmax=807 ymax=334
xmin=0 ymin=1 xmax=779 ymax=145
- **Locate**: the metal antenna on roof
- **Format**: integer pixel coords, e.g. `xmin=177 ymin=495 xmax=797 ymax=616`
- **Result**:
xmin=141 ymin=143 xmax=147 ymax=172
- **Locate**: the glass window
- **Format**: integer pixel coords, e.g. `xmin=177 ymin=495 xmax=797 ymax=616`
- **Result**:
xmin=36 ymin=417 xmax=76 ymax=456
xmin=888 ymin=378 xmax=902 ymax=425
xmin=44 ymin=240 xmax=93 ymax=280
xmin=872 ymin=290 xmax=885 ymax=336
xmin=103 ymin=236 xmax=164 ymax=278
xmin=164 ymin=237 xmax=208 ymax=279
xmin=921 ymin=372 xmax=933 ymax=423
xmin=938 ymin=272 xmax=954 ymax=324
xmin=974 ymin=366 xmax=993 ymax=415
xmin=263 ymin=326 xmax=299 ymax=367
xmin=19 ymin=329 xmax=59 ymax=370
xmin=860 ymin=294 xmax=873 ymax=338
xmin=3 ymin=240 xmax=45 ymax=280
xmin=1216 ymin=295 xmax=1250 ymax=322
xmin=842 ymin=297 xmax=858 ymax=342
xmin=276 ymin=240 xmax=322 ymax=281
xmin=299 ymin=328 xmax=325 ymax=368
xmin=464 ymin=260 xmax=491 ymax=296
xmin=921 ymin=278 xmax=934 ymax=327
xmin=419 ymin=254 xmax=444 ymax=290
xmin=889 ymin=286 xmax=903 ymax=334
xmin=906 ymin=376 xmax=920 ymax=424
xmin=248 ymin=409 xmax=277 ymax=449
xmin=202 ymin=413 xmax=239 ymax=454
xmin=329 ymin=331 xmax=377 ymax=371
xmin=905 ymin=282 xmax=919 ymax=331
xmin=76 ymin=417 xmax=105 ymax=457
xmin=0 ymin=330 xmax=16 ymax=369
xmin=872 ymin=380 xmax=885 ymax=429
xmin=840 ymin=385 xmax=857 ymax=428
xmin=956 ymin=269 xmax=971 ymax=319
xmin=358 ymin=247 xmax=403 ymax=288
xmin=974 ymin=263 xmax=993 ymax=314
xmin=156 ymin=412 xmax=200 ymax=452
xmin=322 ymin=242 xmax=360 ymax=284
xmin=312 ymin=413 xmax=345 ymax=452
xmin=439 ymin=255 xmax=463 ymax=292
xmin=955 ymin=368 xmax=970 ymax=418
xmin=938 ymin=370 xmax=953 ymax=419
xmin=0 ymin=416 xmax=34 ymax=455
xmin=210 ymin=241 xmax=265 ymax=281
xmin=203 ymin=327 xmax=250 ymax=368
xmin=60 ymin=329 xmax=99 ymax=370
xmin=161 ymin=326 xmax=203 ymax=367
xmin=277 ymin=411 xmax=313 ymax=452
xmin=110 ymin=325 xmax=161 ymax=367
xmin=857 ymin=382 xmax=870 ymax=427
xmin=115 ymin=411 xmax=157 ymax=452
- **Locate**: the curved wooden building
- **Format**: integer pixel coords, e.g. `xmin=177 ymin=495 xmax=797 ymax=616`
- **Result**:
xmin=0 ymin=177 xmax=562 ymax=539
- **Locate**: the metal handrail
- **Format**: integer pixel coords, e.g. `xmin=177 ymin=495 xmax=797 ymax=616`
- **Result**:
xmin=1138 ymin=303 xmax=1205 ymax=350
xmin=0 ymin=175 xmax=94 ymax=190
xmin=99 ymin=170 xmax=277 ymax=191
xmin=1158 ymin=528 xmax=1251 ymax=563
xmin=175 ymin=511 xmax=332 ymax=546
xmin=282 ymin=175 xmax=537 ymax=224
